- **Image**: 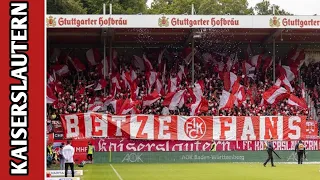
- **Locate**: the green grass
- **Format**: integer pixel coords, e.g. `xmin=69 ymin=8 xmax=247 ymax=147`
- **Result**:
xmin=67 ymin=163 xmax=320 ymax=180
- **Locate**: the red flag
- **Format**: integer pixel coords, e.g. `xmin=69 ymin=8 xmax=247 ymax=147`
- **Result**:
xmin=143 ymin=90 xmax=161 ymax=106
xmin=68 ymin=57 xmax=86 ymax=72
xmin=263 ymin=86 xmax=289 ymax=105
xmin=143 ymin=54 xmax=153 ymax=72
xmin=218 ymin=90 xmax=236 ymax=110
xmin=287 ymin=94 xmax=307 ymax=109
xmin=86 ymin=48 xmax=101 ymax=66
xmin=94 ymin=79 xmax=107 ymax=91
xmin=163 ymin=90 xmax=186 ymax=110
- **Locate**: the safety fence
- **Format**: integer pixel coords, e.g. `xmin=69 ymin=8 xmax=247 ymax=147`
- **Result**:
xmin=93 ymin=151 xmax=320 ymax=164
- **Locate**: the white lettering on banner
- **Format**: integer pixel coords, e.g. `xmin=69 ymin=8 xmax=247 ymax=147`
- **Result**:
xmin=122 ymin=153 xmax=143 ymax=163
xmin=76 ymin=146 xmax=87 ymax=153
xmin=112 ymin=116 xmax=126 ymax=136
xmin=288 ymin=116 xmax=301 ymax=139
xmin=241 ymin=117 xmax=256 ymax=140
xmin=91 ymin=114 xmax=107 ymax=137
xmin=94 ymin=139 xmax=320 ymax=152
xmin=259 ymin=116 xmax=283 ymax=140
xmin=98 ymin=139 xmax=107 ymax=152
xmin=216 ymin=141 xmax=231 ymax=151
xmin=130 ymin=115 xmax=154 ymax=139
xmin=61 ymin=114 xmax=308 ymax=140
xmin=84 ymin=114 xmax=93 ymax=138
xmin=65 ymin=114 xmax=80 ymax=138
xmin=214 ymin=117 xmax=236 ymax=140
xmin=158 ymin=116 xmax=171 ymax=139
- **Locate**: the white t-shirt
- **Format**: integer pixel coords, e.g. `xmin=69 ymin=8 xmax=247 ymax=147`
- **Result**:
xmin=62 ymin=144 xmax=75 ymax=163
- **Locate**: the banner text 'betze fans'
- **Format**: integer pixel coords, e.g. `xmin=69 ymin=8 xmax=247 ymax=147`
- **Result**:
xmin=61 ymin=113 xmax=306 ymax=141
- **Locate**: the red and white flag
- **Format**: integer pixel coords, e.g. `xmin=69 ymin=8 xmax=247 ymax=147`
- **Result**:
xmin=86 ymin=48 xmax=101 ymax=66
xmin=119 ymin=99 xmax=135 ymax=115
xmin=130 ymin=82 xmax=139 ymax=101
xmin=131 ymin=69 xmax=137 ymax=82
xmin=287 ymin=94 xmax=307 ymax=109
xmin=262 ymin=86 xmax=289 ymax=105
xmin=146 ymin=71 xmax=158 ymax=93
xmin=133 ymin=55 xmax=145 ymax=71
xmin=100 ymin=55 xmax=117 ymax=74
xmin=189 ymin=81 xmax=205 ymax=115
xmin=68 ymin=57 xmax=86 ymax=72
xmin=94 ymin=79 xmax=107 ymax=91
xmin=155 ymin=78 xmax=163 ymax=94
xmin=218 ymin=90 xmax=236 ymax=110
xmin=278 ymin=65 xmax=298 ymax=82
xmin=168 ymin=76 xmax=178 ymax=93
xmin=163 ymin=89 xmax=186 ymax=110
xmin=47 ymin=72 xmax=56 ymax=85
xmin=287 ymin=48 xmax=305 ymax=66
xmin=262 ymin=56 xmax=272 ymax=71
xmin=111 ymin=73 xmax=121 ymax=90
xmin=143 ymin=54 xmax=153 ymax=72
xmin=51 ymin=64 xmax=69 ymax=76
xmin=46 ymin=86 xmax=57 ymax=104
xmin=121 ymin=70 xmax=132 ymax=89
xmin=158 ymin=49 xmax=166 ymax=72
xmin=250 ymin=54 xmax=262 ymax=68
xmin=233 ymin=85 xmax=246 ymax=104
xmin=143 ymin=90 xmax=161 ymax=106
xmin=224 ymin=72 xmax=238 ymax=92
xmin=88 ymin=104 xmax=102 ymax=112
xmin=275 ymin=74 xmax=293 ymax=92
xmin=183 ymin=47 xmax=197 ymax=65
xmin=110 ymin=99 xmax=124 ymax=115
xmin=177 ymin=65 xmax=188 ymax=81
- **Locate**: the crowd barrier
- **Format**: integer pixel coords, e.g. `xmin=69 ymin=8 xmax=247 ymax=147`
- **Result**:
xmin=93 ymin=151 xmax=320 ymax=164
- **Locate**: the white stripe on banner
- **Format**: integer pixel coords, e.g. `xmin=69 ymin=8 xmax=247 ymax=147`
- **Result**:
xmin=47 ymin=170 xmax=83 ymax=176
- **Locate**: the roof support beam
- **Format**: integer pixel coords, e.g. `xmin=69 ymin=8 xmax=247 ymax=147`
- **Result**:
xmin=184 ymin=30 xmax=193 ymax=47
xmin=262 ymin=29 xmax=283 ymax=44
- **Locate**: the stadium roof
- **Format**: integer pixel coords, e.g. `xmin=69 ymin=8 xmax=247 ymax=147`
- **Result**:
xmin=46 ymin=14 xmax=320 ymax=48
xmin=48 ymin=28 xmax=320 ymax=48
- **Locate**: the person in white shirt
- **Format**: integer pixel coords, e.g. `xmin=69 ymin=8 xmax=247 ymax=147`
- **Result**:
xmin=62 ymin=140 xmax=75 ymax=177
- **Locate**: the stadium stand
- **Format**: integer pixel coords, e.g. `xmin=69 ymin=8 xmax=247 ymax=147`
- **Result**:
xmin=46 ymin=47 xmax=318 ymax=127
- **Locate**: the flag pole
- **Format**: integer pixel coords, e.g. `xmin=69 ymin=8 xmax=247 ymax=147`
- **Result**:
xmin=191 ymin=4 xmax=195 ymax=86
xmin=103 ymin=3 xmax=106 ymax=96
xmin=272 ymin=5 xmax=276 ymax=83
xmin=109 ymin=3 xmax=113 ymax=93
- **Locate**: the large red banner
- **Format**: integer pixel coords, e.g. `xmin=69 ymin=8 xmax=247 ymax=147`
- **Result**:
xmin=60 ymin=113 xmax=309 ymax=140
xmin=94 ymin=139 xmax=320 ymax=152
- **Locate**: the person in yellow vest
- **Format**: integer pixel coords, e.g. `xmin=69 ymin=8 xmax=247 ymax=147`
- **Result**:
xmin=295 ymin=140 xmax=306 ymax=164
xmin=210 ymin=140 xmax=217 ymax=151
xmin=47 ymin=142 xmax=53 ymax=168
xmin=87 ymin=142 xmax=94 ymax=162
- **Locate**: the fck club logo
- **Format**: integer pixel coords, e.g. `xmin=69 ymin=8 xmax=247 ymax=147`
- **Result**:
xmin=184 ymin=117 xmax=206 ymax=140
xmin=306 ymin=121 xmax=316 ymax=134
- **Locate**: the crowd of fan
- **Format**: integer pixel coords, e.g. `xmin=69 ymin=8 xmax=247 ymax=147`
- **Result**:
xmin=300 ymin=61 xmax=320 ymax=120
xmin=47 ymin=50 xmax=318 ymax=123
